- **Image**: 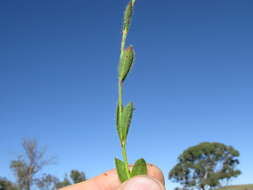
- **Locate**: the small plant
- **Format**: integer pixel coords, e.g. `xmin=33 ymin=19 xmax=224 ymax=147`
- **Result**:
xmin=115 ymin=0 xmax=148 ymax=183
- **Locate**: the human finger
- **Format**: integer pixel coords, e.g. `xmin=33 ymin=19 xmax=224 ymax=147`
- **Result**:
xmin=117 ymin=175 xmax=165 ymax=190
xmin=59 ymin=163 xmax=164 ymax=190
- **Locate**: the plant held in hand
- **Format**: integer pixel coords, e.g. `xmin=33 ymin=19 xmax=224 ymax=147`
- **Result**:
xmin=115 ymin=0 xmax=147 ymax=183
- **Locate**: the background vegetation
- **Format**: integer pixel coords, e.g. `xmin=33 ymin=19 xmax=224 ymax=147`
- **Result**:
xmin=1 ymin=139 xmax=251 ymax=190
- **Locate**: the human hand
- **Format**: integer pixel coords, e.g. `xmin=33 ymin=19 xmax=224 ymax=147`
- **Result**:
xmin=60 ymin=164 xmax=165 ymax=190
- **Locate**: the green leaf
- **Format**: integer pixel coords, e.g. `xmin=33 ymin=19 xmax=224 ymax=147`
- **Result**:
xmin=131 ymin=158 xmax=147 ymax=177
xmin=116 ymin=104 xmax=121 ymax=140
xmin=119 ymin=46 xmax=134 ymax=82
xmin=120 ymin=102 xmax=134 ymax=141
xmin=115 ymin=158 xmax=129 ymax=182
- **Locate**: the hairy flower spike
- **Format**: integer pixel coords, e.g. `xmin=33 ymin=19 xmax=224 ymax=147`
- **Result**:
xmin=123 ymin=2 xmax=133 ymax=33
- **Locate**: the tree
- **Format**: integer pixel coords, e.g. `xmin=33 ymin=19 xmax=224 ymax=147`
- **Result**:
xmin=35 ymin=174 xmax=59 ymax=190
xmin=10 ymin=139 xmax=55 ymax=190
xmin=0 ymin=178 xmax=17 ymax=190
xmin=56 ymin=170 xmax=86 ymax=189
xmin=70 ymin=170 xmax=86 ymax=184
xmin=169 ymin=142 xmax=241 ymax=190
xmin=55 ymin=176 xmax=71 ymax=189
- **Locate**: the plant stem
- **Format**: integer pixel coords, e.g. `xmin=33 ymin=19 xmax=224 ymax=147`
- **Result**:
xmin=120 ymin=30 xmax=127 ymax=62
xmin=118 ymin=72 xmax=131 ymax=178
xmin=118 ymin=80 xmax=123 ymax=116
xmin=132 ymin=0 xmax=136 ymax=6
xmin=122 ymin=142 xmax=131 ymax=178
xmin=117 ymin=0 xmax=136 ymax=179
xmin=119 ymin=27 xmax=130 ymax=180
xmin=119 ymin=11 xmax=127 ymax=116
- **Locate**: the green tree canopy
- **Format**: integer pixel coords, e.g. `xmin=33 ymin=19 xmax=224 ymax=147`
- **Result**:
xmin=55 ymin=176 xmax=71 ymax=189
xmin=70 ymin=170 xmax=86 ymax=184
xmin=35 ymin=174 xmax=59 ymax=190
xmin=169 ymin=142 xmax=241 ymax=190
xmin=0 ymin=178 xmax=17 ymax=190
xmin=56 ymin=170 xmax=86 ymax=189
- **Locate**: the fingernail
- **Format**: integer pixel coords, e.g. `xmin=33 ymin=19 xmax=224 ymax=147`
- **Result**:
xmin=120 ymin=176 xmax=165 ymax=190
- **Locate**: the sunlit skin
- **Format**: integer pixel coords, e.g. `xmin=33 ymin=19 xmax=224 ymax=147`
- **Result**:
xmin=60 ymin=164 xmax=164 ymax=190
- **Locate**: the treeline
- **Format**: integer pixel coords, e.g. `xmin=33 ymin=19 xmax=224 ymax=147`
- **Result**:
xmin=0 ymin=139 xmax=86 ymax=190
xmin=1 ymin=139 xmax=242 ymax=190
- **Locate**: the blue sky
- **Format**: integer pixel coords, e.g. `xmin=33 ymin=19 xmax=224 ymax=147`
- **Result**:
xmin=1 ymin=0 xmax=252 ymax=188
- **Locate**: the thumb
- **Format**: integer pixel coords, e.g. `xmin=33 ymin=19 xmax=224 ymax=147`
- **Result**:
xmin=117 ymin=176 xmax=165 ymax=190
